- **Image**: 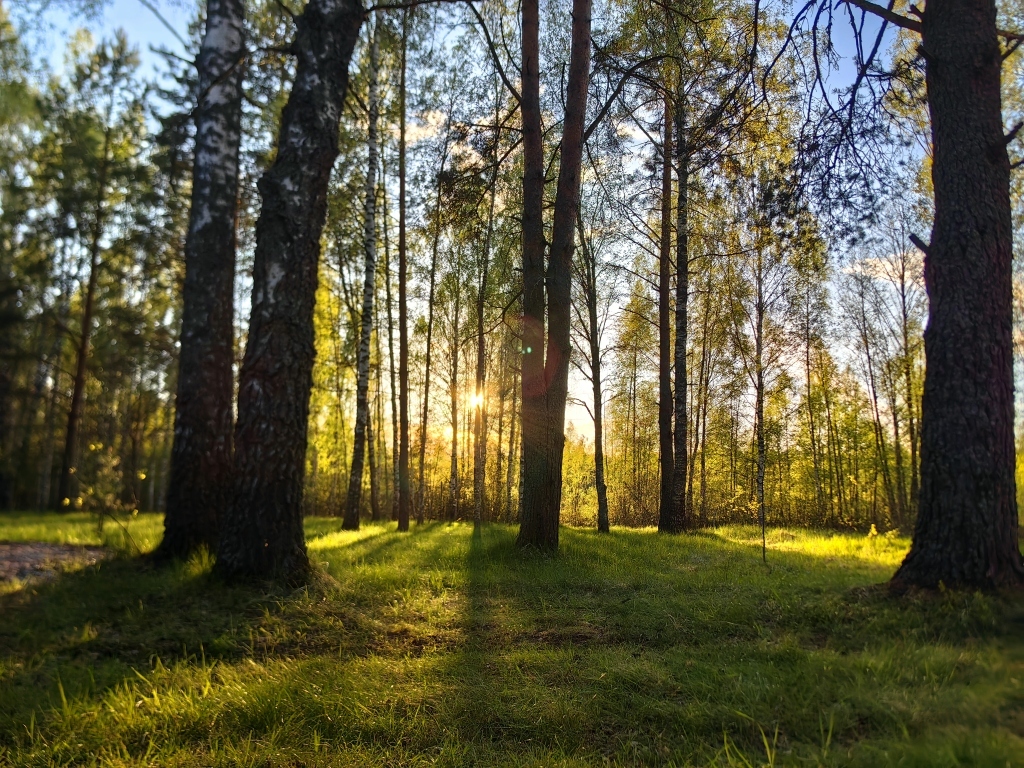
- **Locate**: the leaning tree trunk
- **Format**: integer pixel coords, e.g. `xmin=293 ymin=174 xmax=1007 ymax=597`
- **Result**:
xmin=159 ymin=0 xmax=245 ymax=559
xmin=215 ymin=0 xmax=363 ymax=583
xmin=342 ymin=21 xmax=380 ymax=531
xmin=893 ymin=0 xmax=1024 ymax=589
xmin=517 ymin=0 xmax=592 ymax=551
xmin=657 ymin=90 xmax=674 ymax=531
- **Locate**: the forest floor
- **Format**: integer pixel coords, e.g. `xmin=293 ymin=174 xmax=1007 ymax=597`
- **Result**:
xmin=0 ymin=513 xmax=1021 ymax=767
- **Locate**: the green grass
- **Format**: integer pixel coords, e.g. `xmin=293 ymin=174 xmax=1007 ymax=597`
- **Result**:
xmin=0 ymin=513 xmax=1022 ymax=766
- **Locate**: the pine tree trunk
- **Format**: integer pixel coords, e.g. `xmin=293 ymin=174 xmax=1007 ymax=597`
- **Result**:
xmin=473 ymin=165 xmax=497 ymax=529
xmin=517 ymin=0 xmax=591 ymax=550
xmin=448 ymin=300 xmax=460 ymax=521
xmin=382 ymin=154 xmax=399 ymax=521
xmin=417 ymin=172 xmax=443 ymax=523
xmin=215 ymin=0 xmax=363 ymax=583
xmin=342 ymin=22 xmax=379 ymax=531
xmin=159 ymin=0 xmax=245 ymax=559
xmin=517 ymin=0 xmax=548 ymax=547
xmin=58 ymin=128 xmax=110 ymax=510
xmin=893 ymin=0 xmax=1024 ymax=589
xmin=657 ymin=90 xmax=674 ymax=530
xmin=397 ymin=10 xmax=411 ymax=532
xmin=580 ymin=219 xmax=610 ymax=533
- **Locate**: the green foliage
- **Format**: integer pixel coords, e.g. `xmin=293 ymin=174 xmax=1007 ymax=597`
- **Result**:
xmin=1 ymin=515 xmax=1022 ymax=766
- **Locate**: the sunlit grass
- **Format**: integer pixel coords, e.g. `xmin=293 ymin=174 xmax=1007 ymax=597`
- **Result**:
xmin=0 ymin=513 xmax=1021 ymax=766
xmin=0 ymin=511 xmax=164 ymax=553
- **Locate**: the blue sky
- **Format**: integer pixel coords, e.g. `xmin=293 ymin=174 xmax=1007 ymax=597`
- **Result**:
xmin=27 ymin=0 xmax=193 ymax=78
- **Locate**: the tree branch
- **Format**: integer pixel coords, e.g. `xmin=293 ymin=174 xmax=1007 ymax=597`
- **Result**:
xmin=463 ymin=1 xmax=521 ymax=104
xmin=841 ymin=0 xmax=921 ymax=33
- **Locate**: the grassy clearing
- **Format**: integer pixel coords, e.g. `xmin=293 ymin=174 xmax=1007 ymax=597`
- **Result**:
xmin=0 ymin=514 xmax=1021 ymax=767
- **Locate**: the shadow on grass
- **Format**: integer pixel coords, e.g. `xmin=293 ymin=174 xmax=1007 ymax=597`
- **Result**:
xmin=1 ymin=521 xmax=1023 ymax=766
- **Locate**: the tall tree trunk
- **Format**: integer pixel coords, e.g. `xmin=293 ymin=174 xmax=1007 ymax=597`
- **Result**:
xmin=754 ymin=262 xmax=766 ymax=562
xmin=506 ymin=364 xmax=518 ymax=521
xmin=657 ymin=90 xmax=674 ymax=530
xmin=342 ymin=21 xmax=380 ymax=531
xmin=57 ymin=127 xmax=110 ymax=510
xmin=417 ymin=169 xmax=444 ymax=523
xmin=517 ymin=0 xmax=548 ymax=546
xmin=663 ymin=95 xmax=689 ymax=533
xmin=474 ymin=164 xmax=497 ymax=529
xmin=900 ymin=268 xmax=919 ymax=522
xmin=894 ymin=0 xmax=1024 ymax=588
xmin=397 ymin=9 xmax=411 ymax=533
xmin=448 ymin=300 xmax=460 ymax=521
xmin=215 ymin=0 xmax=363 ymax=582
xmin=382 ymin=154 xmax=399 ymax=521
xmin=578 ymin=218 xmax=610 ymax=533
xmin=159 ymin=0 xmax=245 ymax=558
xmin=517 ymin=0 xmax=592 ymax=550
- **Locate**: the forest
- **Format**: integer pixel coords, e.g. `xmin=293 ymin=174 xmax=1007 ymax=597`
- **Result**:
xmin=1 ymin=0 xmax=1024 ymax=761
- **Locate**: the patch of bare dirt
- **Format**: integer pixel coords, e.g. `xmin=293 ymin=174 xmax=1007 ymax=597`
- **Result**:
xmin=0 ymin=542 xmax=108 ymax=583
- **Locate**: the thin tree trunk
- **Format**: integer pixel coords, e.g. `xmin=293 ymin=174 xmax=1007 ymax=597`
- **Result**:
xmin=342 ymin=21 xmax=380 ymax=531
xmin=506 ymin=364 xmax=518 ymax=522
xmin=57 ymin=126 xmax=110 ymax=510
xmin=381 ymin=150 xmax=399 ymax=520
xmin=658 ymin=90 xmax=674 ymax=530
xmin=894 ymin=0 xmax=1024 ymax=588
xmin=474 ymin=164 xmax=497 ymax=529
xmin=664 ymin=94 xmax=689 ymax=533
xmin=215 ymin=0 xmax=363 ymax=582
xmin=397 ymin=9 xmax=411 ymax=533
xmin=755 ymin=261 xmax=766 ymax=562
xmin=448 ymin=299 xmax=460 ymax=521
xmin=417 ymin=164 xmax=445 ymax=524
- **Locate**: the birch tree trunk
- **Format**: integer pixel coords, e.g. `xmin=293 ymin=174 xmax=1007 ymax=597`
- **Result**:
xmin=663 ymin=95 xmax=690 ymax=533
xmin=657 ymin=90 xmax=674 ymax=530
xmin=215 ymin=0 xmax=363 ymax=583
xmin=342 ymin=21 xmax=380 ymax=531
xmin=160 ymin=0 xmax=245 ymax=558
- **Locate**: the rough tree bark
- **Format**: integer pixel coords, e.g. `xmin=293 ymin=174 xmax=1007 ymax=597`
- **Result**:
xmin=158 ymin=0 xmax=245 ymax=558
xmin=342 ymin=20 xmax=380 ymax=531
xmin=517 ymin=0 xmax=592 ymax=551
xmin=215 ymin=0 xmax=363 ymax=582
xmin=892 ymin=0 xmax=1024 ymax=589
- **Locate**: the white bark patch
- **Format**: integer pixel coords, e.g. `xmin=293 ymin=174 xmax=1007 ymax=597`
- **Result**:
xmin=266 ymin=262 xmax=286 ymax=305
